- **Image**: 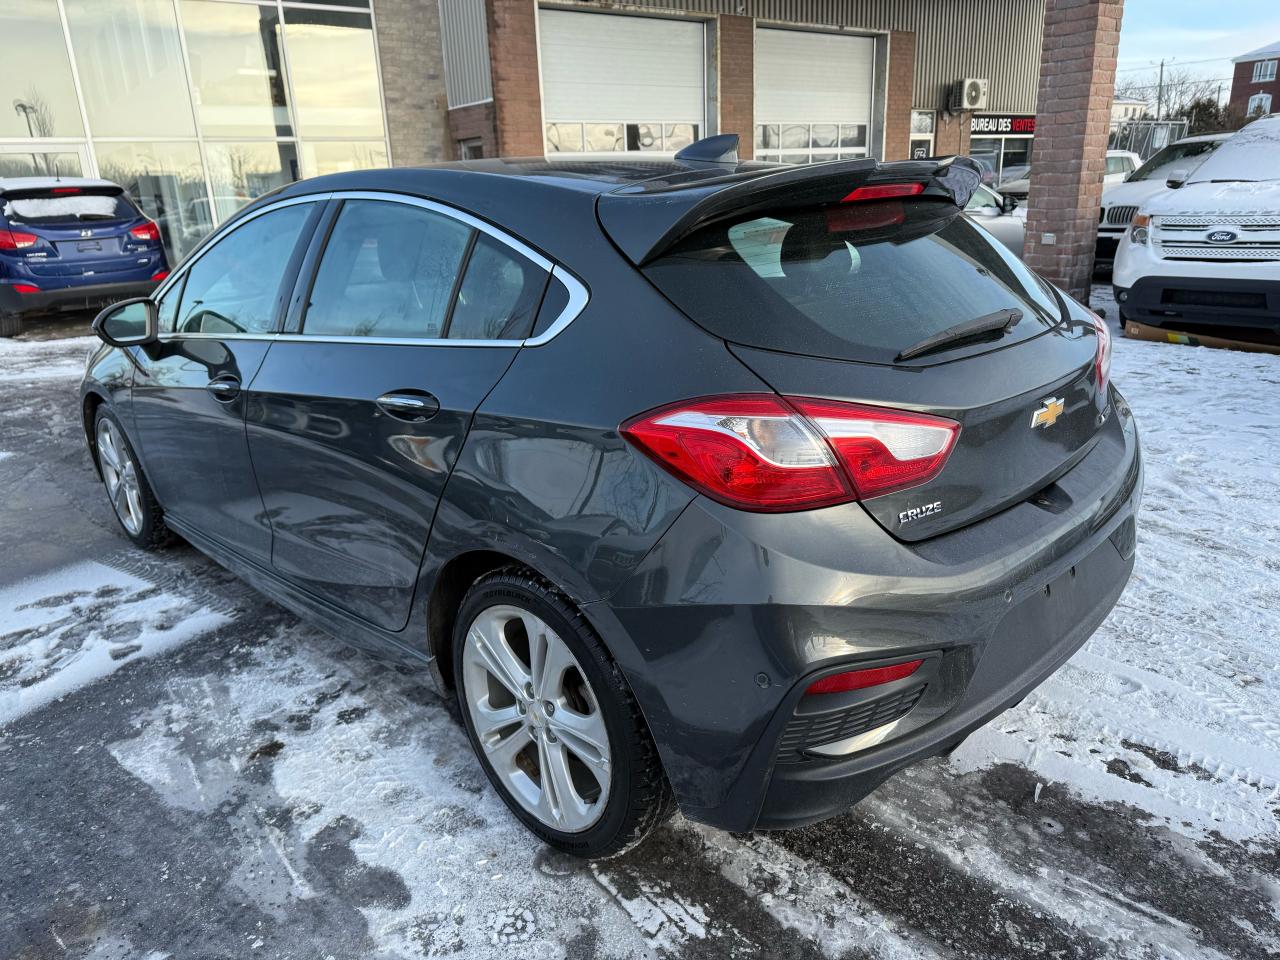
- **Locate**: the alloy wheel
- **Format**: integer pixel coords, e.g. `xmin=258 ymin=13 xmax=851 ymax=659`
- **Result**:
xmin=462 ymin=604 xmax=612 ymax=832
xmin=97 ymin=418 xmax=144 ymax=536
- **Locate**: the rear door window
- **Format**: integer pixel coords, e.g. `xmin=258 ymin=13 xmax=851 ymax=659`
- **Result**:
xmin=644 ymin=200 xmax=1063 ymax=364
xmin=302 ymin=199 xmax=472 ymax=339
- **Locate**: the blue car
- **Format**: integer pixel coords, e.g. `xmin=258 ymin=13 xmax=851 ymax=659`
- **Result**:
xmin=0 ymin=177 xmax=170 ymax=337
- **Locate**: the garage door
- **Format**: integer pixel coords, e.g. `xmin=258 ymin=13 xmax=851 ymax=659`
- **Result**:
xmin=755 ymin=29 xmax=876 ymax=163
xmin=539 ymin=10 xmax=704 ymax=156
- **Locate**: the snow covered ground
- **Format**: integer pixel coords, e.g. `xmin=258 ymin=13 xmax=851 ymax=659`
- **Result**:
xmin=0 ymin=293 xmax=1277 ymax=959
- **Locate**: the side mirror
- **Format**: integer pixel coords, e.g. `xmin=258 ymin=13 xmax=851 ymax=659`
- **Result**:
xmin=1165 ymin=168 xmax=1188 ymax=189
xmin=1001 ymin=194 xmax=1019 ymax=214
xmin=92 ymin=297 xmax=158 ymax=348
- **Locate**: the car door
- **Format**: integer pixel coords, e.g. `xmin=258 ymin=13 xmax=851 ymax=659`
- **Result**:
xmin=245 ymin=194 xmax=552 ymax=631
xmin=129 ymin=199 xmax=321 ymax=564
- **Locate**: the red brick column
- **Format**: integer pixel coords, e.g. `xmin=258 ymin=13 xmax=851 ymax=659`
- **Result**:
xmin=1023 ymin=0 xmax=1124 ymax=302
xmin=718 ymin=15 xmax=755 ymax=159
xmin=883 ymin=31 xmax=916 ymax=161
xmin=447 ymin=102 xmax=499 ymax=160
xmin=485 ymin=0 xmax=544 ymax=157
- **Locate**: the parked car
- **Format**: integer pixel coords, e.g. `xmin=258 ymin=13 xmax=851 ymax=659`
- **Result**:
xmin=0 ymin=177 xmax=170 ymax=337
xmin=1113 ymin=114 xmax=1280 ymax=338
xmin=998 ymin=149 xmax=1142 ymax=201
xmin=965 ymin=182 xmax=1024 ymax=255
xmin=1095 ymin=133 xmax=1231 ymax=271
xmin=81 ymin=143 xmax=1142 ymax=858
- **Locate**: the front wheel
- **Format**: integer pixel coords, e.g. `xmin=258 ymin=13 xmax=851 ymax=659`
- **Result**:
xmin=93 ymin=407 xmax=171 ymax=549
xmin=453 ymin=569 xmax=673 ymax=858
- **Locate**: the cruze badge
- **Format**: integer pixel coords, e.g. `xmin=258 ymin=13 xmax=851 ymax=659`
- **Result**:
xmin=1031 ymin=397 xmax=1065 ymax=429
xmin=899 ymin=501 xmax=942 ymax=525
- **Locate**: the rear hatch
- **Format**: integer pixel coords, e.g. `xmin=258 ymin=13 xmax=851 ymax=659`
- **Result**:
xmin=611 ymin=169 xmax=1108 ymax=541
xmin=1 ymin=185 xmax=156 ymax=282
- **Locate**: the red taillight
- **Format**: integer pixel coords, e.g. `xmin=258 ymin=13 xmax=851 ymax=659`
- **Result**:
xmin=51 ymin=187 xmax=81 ymax=194
xmin=130 ymin=221 xmax=160 ymax=242
xmin=0 ymin=229 xmax=38 ymax=250
xmin=825 ymin=201 xmax=904 ymax=232
xmin=788 ymin=398 xmax=960 ymax=500
xmin=842 ymin=182 xmax=925 ymax=203
xmin=621 ymin=395 xmax=853 ymax=512
xmin=151 ymin=269 xmax=170 ymax=282
xmin=1091 ymin=312 xmax=1112 ymax=395
xmin=806 ymin=659 xmax=924 ymax=695
xmin=621 ymin=395 xmax=959 ymax=512
xmin=13 ymin=283 xmax=40 ymax=295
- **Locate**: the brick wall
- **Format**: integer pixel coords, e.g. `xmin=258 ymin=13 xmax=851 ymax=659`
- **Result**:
xmin=883 ymin=31 xmax=917 ymax=161
xmin=718 ymin=15 xmax=754 ymax=159
xmin=1022 ymin=0 xmax=1122 ymax=303
xmin=1228 ymin=58 xmax=1280 ymax=115
xmin=447 ymin=102 xmax=499 ymax=159
xmin=372 ymin=0 xmax=449 ymax=165
xmin=933 ymin=111 xmax=971 ymax=157
xmin=486 ymin=0 xmax=544 ymax=157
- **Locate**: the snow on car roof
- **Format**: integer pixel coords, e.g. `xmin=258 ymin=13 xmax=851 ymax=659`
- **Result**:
xmin=1187 ymin=114 xmax=1280 ymax=183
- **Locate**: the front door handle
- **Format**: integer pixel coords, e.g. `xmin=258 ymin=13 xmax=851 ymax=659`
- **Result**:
xmin=375 ymin=390 xmax=439 ymax=422
xmin=207 ymin=376 xmax=241 ymax=402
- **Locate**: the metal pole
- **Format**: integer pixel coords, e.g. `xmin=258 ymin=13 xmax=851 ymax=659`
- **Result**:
xmin=1156 ymin=60 xmax=1164 ymax=120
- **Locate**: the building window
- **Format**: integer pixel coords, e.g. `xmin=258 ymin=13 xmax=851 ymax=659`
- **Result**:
xmin=909 ymin=111 xmax=935 ymax=159
xmin=544 ymin=122 xmax=699 ymax=156
xmin=1253 ymin=60 xmax=1277 ymax=83
xmin=1247 ymin=93 xmax=1273 ymax=116
xmin=754 ymin=123 xmax=867 ymax=165
xmin=458 ymin=139 xmax=484 ymax=160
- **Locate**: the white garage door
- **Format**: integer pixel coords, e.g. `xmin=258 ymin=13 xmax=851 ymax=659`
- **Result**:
xmin=539 ymin=10 xmax=704 ymax=156
xmin=755 ymin=29 xmax=876 ymax=164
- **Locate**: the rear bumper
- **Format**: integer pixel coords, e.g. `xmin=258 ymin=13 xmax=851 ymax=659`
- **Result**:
xmin=597 ymin=392 xmax=1142 ymax=832
xmin=1114 ymin=276 xmax=1280 ymax=331
xmin=0 ymin=279 xmax=159 ymax=317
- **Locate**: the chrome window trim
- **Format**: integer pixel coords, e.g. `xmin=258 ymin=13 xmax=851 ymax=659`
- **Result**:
xmin=154 ymin=189 xmax=589 ymax=348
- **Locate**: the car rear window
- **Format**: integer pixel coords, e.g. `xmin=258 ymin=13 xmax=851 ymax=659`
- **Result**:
xmin=643 ymin=200 xmax=1063 ymax=364
xmin=2 ymin=188 xmax=136 ymax=225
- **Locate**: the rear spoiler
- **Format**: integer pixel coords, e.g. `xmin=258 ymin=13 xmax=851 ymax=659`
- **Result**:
xmin=598 ymin=153 xmax=983 ymax=265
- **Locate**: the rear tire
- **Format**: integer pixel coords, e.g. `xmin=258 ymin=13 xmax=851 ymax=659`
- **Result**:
xmin=0 ymin=313 xmax=22 ymax=338
xmin=453 ymin=568 xmax=674 ymax=858
xmin=93 ymin=406 xmax=172 ymax=549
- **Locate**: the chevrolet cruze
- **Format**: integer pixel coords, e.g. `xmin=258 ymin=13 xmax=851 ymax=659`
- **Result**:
xmin=80 ymin=138 xmax=1142 ymax=857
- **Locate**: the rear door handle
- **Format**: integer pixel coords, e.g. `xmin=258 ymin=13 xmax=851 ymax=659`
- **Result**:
xmin=207 ymin=376 xmax=241 ymax=402
xmin=376 ymin=390 xmax=439 ymax=422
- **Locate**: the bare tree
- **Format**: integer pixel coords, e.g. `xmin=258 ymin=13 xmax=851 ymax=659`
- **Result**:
xmin=1114 ymin=65 xmax=1223 ymax=119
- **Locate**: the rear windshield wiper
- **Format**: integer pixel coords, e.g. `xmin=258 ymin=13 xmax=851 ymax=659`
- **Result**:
xmin=895 ymin=307 xmax=1023 ymax=362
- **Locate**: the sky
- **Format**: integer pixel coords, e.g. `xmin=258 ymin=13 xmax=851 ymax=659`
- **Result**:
xmin=1116 ymin=0 xmax=1280 ymax=100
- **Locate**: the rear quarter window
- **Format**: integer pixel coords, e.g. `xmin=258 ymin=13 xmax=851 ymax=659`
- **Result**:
xmin=643 ymin=200 xmax=1062 ymax=364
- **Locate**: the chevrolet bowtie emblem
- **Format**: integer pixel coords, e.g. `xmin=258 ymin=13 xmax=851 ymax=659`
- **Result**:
xmin=1031 ymin=397 xmax=1065 ymax=429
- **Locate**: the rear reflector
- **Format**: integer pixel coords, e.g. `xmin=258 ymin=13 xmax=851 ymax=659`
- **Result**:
xmin=13 ymin=283 xmax=40 ymax=295
xmin=622 ymin=394 xmax=959 ymax=512
xmin=1091 ymin=312 xmax=1111 ymax=395
xmin=151 ymin=270 xmax=170 ymax=282
xmin=806 ymin=659 xmax=924 ymax=695
xmin=842 ymin=182 xmax=925 ymax=203
xmin=129 ymin=221 xmax=161 ymax=242
xmin=0 ymin=229 xmax=38 ymax=250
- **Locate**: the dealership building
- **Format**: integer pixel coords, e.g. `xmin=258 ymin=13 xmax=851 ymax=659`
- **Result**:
xmin=3 ymin=0 xmax=1048 ymax=261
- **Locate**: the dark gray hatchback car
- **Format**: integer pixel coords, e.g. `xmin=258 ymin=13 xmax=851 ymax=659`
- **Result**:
xmin=81 ymin=141 xmax=1142 ymax=858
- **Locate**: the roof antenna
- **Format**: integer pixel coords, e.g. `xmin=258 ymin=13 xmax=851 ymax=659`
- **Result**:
xmin=674 ymin=133 xmax=739 ymax=166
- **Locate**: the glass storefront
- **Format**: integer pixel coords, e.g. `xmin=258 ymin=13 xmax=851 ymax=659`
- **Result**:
xmin=0 ymin=0 xmax=391 ymax=263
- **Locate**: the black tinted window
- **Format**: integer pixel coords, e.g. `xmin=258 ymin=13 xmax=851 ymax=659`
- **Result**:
xmin=644 ymin=201 xmax=1061 ymax=364
xmin=174 ymin=203 xmax=312 ymax=335
xmin=304 ymin=200 xmax=471 ymax=339
xmin=447 ymin=234 xmax=547 ymax=340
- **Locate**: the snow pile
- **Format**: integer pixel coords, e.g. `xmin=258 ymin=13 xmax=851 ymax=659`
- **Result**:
xmin=0 ymin=561 xmax=228 ymax=725
xmin=0 ymin=335 xmax=94 ymax=382
xmin=949 ymin=285 xmax=1280 ymax=842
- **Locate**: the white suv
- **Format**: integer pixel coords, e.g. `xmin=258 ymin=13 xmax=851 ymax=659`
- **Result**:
xmin=1096 ymin=134 xmax=1230 ymax=270
xmin=1113 ymin=115 xmax=1280 ymax=338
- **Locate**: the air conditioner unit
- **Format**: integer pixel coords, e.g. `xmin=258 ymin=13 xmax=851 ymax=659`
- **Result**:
xmin=950 ymin=78 xmax=990 ymax=112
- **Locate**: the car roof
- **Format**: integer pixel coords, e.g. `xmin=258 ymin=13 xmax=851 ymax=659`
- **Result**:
xmin=1171 ymin=133 xmax=1233 ymax=144
xmin=0 ymin=176 xmax=121 ymax=195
